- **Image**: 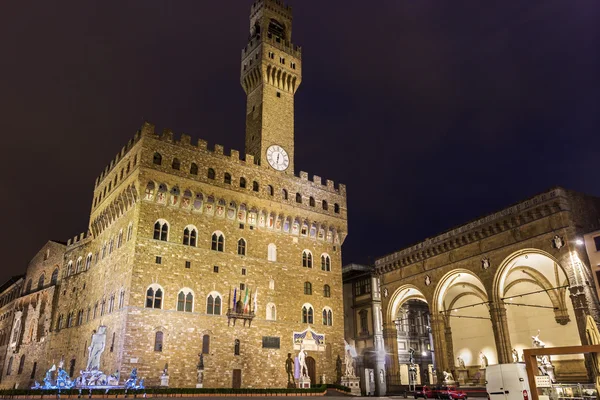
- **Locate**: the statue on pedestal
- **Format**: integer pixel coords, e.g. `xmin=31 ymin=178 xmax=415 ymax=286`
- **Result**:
xmin=457 ymin=357 xmax=465 ymax=369
xmin=479 ymin=352 xmax=488 ymax=369
xmin=335 ymin=355 xmax=342 ymax=383
xmin=532 ymin=330 xmax=556 ymax=383
xmin=286 ymin=353 xmax=296 ymax=386
xmin=298 ymin=345 xmax=309 ymax=378
xmin=344 ymin=348 xmax=355 ymax=377
xmin=86 ymin=326 xmax=107 ymax=371
xmin=443 ymin=371 xmax=454 ymax=383
xmin=512 ymin=349 xmax=519 ymax=363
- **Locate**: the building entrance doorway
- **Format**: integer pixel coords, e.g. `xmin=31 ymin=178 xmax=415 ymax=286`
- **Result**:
xmin=306 ymin=356 xmax=316 ymax=383
xmin=232 ymin=369 xmax=241 ymax=389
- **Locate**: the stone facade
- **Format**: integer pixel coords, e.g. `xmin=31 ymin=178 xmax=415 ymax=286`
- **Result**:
xmin=0 ymin=0 xmax=348 ymax=390
xmin=0 ymin=276 xmax=24 ymax=385
xmin=375 ymin=187 xmax=600 ymax=389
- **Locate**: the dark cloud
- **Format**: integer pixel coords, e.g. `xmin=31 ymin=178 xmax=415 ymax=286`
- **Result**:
xmin=0 ymin=1 xmax=598 ymax=281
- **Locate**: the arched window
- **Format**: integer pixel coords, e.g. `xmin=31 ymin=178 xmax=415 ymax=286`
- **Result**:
xmin=183 ymin=226 xmax=198 ymax=247
xmin=324 ymin=285 xmax=331 ymax=298
xmin=206 ymin=293 xmax=222 ymax=315
xmin=302 ymin=305 xmax=314 ymax=324
xmin=127 ymin=223 xmax=133 ymax=241
xmin=172 ymin=158 xmax=181 ymax=170
xmin=154 ymin=331 xmax=163 ymax=352
xmin=77 ymin=310 xmax=83 ymax=326
xmin=117 ymin=230 xmax=123 ymax=248
xmin=25 ymin=279 xmax=32 ymax=293
xmin=266 ymin=303 xmax=277 ymax=321
xmin=234 ymin=339 xmax=241 ymax=355
xmin=309 ymin=197 xmax=315 ymax=207
xmin=75 ymin=257 xmax=82 ymax=273
xmin=177 ymin=289 xmax=194 ymax=312
xmin=296 ymin=193 xmax=302 ymax=203
xmin=153 ymin=220 xmax=169 ymax=241
xmin=190 ymin=163 xmax=199 ymax=175
xmin=145 ymin=285 xmax=163 ymax=309
xmin=302 ymin=251 xmax=313 ymax=268
xmin=334 ymin=203 xmax=340 ymax=214
xmin=202 ymin=335 xmax=210 ymax=354
xmin=144 ymin=181 xmax=155 ymax=200
xmin=85 ymin=253 xmax=92 ymax=270
xmin=304 ymin=282 xmax=312 ymax=295
xmin=207 ymin=168 xmax=216 ymax=180
xmin=109 ymin=294 xmax=115 ymax=313
xmin=252 ymin=181 xmax=259 ymax=192
xmin=282 ymin=189 xmax=288 ymax=200
xmin=321 ymin=254 xmax=331 ymax=271
xmin=67 ymin=312 xmax=73 ymax=328
xmin=322 ymin=308 xmax=333 ymax=326
xmin=224 ymin=173 xmax=232 ymax=185
xmin=211 ymin=232 xmax=225 ymax=252
xmin=322 ymin=200 xmax=329 ymax=211
xmin=267 ymin=243 xmax=277 ymax=262
xmin=17 ymin=355 xmax=25 ymax=374
xmin=56 ymin=315 xmax=63 ymax=331
xmin=51 ymin=268 xmax=59 ymax=285
xmin=237 ymin=238 xmax=246 ymax=256
xmin=153 ymin=153 xmax=162 ymax=165
xmin=6 ymin=356 xmax=13 ymax=376
xmin=267 ymin=185 xmax=274 ymax=196
xmin=37 ymin=274 xmax=45 ymax=290
xmin=240 ymin=177 xmax=247 ymax=188
xmin=119 ymin=289 xmax=125 ymax=309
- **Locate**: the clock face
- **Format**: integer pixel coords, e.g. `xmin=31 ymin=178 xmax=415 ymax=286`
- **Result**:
xmin=266 ymin=145 xmax=289 ymax=171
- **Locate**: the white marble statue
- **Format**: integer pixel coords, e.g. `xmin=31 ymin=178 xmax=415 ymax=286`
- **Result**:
xmin=86 ymin=326 xmax=107 ymax=371
xmin=457 ymin=357 xmax=465 ymax=369
xmin=479 ymin=352 xmax=488 ymax=369
xmin=443 ymin=371 xmax=454 ymax=383
xmin=512 ymin=349 xmax=519 ymax=363
xmin=532 ymin=330 xmax=546 ymax=348
xmin=344 ymin=349 xmax=355 ymax=377
xmin=531 ymin=330 xmax=556 ymax=383
xmin=298 ymin=345 xmax=309 ymax=379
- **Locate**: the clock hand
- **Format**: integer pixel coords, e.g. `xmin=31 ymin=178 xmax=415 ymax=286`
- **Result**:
xmin=277 ymin=154 xmax=280 ymax=163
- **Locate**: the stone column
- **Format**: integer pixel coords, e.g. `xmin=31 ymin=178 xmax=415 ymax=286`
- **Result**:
xmin=429 ymin=313 xmax=447 ymax=381
xmin=489 ymin=302 xmax=512 ymax=364
xmin=383 ymin=323 xmax=400 ymax=387
xmin=371 ymin=275 xmax=387 ymax=396
xmin=444 ymin=323 xmax=456 ymax=373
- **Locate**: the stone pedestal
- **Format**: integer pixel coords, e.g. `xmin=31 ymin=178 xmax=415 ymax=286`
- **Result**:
xmin=160 ymin=375 xmax=169 ymax=387
xmin=297 ymin=376 xmax=311 ymax=389
xmin=457 ymin=369 xmax=469 ymax=385
xmin=478 ymin=369 xmax=486 ymax=386
xmin=340 ymin=375 xmax=361 ymax=396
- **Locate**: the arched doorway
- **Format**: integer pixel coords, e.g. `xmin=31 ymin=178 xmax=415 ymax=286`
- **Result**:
xmin=306 ymin=356 xmax=316 ymax=383
xmin=434 ymin=270 xmax=496 ymax=378
xmin=388 ymin=286 xmax=434 ymax=386
xmin=494 ymin=250 xmax=583 ymax=380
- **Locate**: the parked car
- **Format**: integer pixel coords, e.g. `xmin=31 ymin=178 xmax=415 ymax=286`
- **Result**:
xmin=437 ymin=386 xmax=468 ymax=400
xmin=414 ymin=385 xmax=436 ymax=399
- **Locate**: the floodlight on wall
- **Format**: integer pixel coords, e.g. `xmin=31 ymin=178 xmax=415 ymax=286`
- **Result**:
xmin=575 ymin=239 xmax=584 ymax=246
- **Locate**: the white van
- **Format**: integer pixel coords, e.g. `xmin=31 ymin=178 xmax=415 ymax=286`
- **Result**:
xmin=486 ymin=364 xmax=532 ymax=400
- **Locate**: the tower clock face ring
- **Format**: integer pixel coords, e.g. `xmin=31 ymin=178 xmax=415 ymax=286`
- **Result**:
xmin=266 ymin=145 xmax=290 ymax=171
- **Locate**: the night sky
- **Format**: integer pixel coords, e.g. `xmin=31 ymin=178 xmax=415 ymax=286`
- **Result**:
xmin=1 ymin=1 xmax=599 ymax=284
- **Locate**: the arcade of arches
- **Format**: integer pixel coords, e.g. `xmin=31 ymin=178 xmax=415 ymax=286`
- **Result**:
xmin=382 ymin=249 xmax=596 ymax=386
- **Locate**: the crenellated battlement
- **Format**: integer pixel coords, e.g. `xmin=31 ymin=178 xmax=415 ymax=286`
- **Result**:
xmin=139 ymin=122 xmax=346 ymax=197
xmin=66 ymin=231 xmax=92 ymax=248
xmin=95 ymin=131 xmax=142 ymax=188
xmin=251 ymin=0 xmax=292 ymax=15
xmin=242 ymin=34 xmax=302 ymax=60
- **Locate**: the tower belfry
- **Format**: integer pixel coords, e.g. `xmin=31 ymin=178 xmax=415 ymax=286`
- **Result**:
xmin=241 ymin=0 xmax=302 ymax=174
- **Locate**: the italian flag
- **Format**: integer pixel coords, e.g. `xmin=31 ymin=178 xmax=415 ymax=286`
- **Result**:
xmin=243 ymin=286 xmax=250 ymax=313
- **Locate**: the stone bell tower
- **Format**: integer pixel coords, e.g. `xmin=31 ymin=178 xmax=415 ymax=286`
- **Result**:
xmin=241 ymin=0 xmax=302 ymax=174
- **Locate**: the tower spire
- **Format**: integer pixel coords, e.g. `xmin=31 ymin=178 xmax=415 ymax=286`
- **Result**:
xmin=241 ymin=0 xmax=302 ymax=174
